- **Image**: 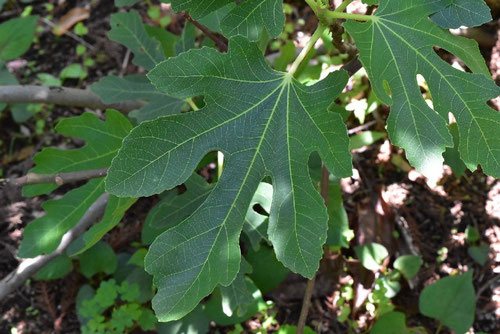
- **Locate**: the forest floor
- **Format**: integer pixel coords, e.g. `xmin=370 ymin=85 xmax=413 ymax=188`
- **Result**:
xmin=0 ymin=1 xmax=499 ymax=333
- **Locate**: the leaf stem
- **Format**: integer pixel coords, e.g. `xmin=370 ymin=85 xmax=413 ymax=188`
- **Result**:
xmin=288 ymin=24 xmax=326 ymax=77
xmin=326 ymin=11 xmax=375 ymax=22
xmin=186 ymin=98 xmax=199 ymax=111
xmin=304 ymin=0 xmax=321 ymax=15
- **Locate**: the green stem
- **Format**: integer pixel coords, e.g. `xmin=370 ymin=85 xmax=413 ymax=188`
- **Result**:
xmin=304 ymin=0 xmax=321 ymax=15
xmin=326 ymin=11 xmax=374 ymax=22
xmin=288 ymin=24 xmax=327 ymax=77
xmin=186 ymin=98 xmax=199 ymax=111
xmin=435 ymin=323 xmax=443 ymax=334
xmin=335 ymin=0 xmax=353 ymax=13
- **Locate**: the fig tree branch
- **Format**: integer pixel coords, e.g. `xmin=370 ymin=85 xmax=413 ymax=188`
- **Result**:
xmin=1 ymin=168 xmax=108 ymax=187
xmin=183 ymin=13 xmax=228 ymax=52
xmin=0 ymin=193 xmax=109 ymax=300
xmin=0 ymin=85 xmax=144 ymax=112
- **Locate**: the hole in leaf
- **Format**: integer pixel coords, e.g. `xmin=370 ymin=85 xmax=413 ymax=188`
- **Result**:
xmin=252 ymin=203 xmax=268 ymax=216
xmin=196 ymin=151 xmax=218 ymax=182
xmin=433 ymin=47 xmax=471 ymax=73
xmin=416 ymin=74 xmax=434 ymax=109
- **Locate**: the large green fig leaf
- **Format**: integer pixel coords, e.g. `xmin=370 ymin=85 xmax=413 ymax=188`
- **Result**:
xmin=167 ymin=0 xmax=285 ymax=41
xmin=107 ymin=37 xmax=351 ymax=321
xmin=344 ymin=0 xmax=500 ymax=178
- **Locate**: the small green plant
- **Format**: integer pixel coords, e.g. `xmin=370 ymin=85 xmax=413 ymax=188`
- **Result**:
xmin=77 ymin=279 xmax=157 ymax=334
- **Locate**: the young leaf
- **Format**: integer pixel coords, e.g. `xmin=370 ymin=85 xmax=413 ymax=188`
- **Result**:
xmin=355 ymin=243 xmax=389 ymax=271
xmin=107 ymin=37 xmax=351 ymax=321
xmin=344 ymin=0 xmax=500 ymax=178
xmin=394 ymin=255 xmax=423 ymax=280
xmin=108 ymin=11 xmax=164 ymax=70
xmin=0 ymin=16 xmax=38 ymax=61
xmin=419 ymin=271 xmax=476 ymax=334
xmin=431 ymin=0 xmax=492 ymax=29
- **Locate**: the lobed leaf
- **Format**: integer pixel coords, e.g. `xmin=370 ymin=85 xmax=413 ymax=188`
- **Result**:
xmin=19 ymin=111 xmax=135 ymax=258
xmin=107 ymin=37 xmax=351 ymax=321
xmin=24 ymin=110 xmax=132 ymax=196
xmin=344 ymin=0 xmax=500 ymax=178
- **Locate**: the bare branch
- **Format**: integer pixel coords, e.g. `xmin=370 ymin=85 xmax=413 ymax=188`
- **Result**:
xmin=183 ymin=13 xmax=228 ymax=52
xmin=297 ymin=275 xmax=316 ymax=334
xmin=0 ymin=193 xmax=109 ymax=300
xmin=341 ymin=57 xmax=362 ymax=76
xmin=1 ymin=168 xmax=108 ymax=187
xmin=0 ymin=85 xmax=144 ymax=112
xmin=297 ymin=166 xmax=329 ymax=334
